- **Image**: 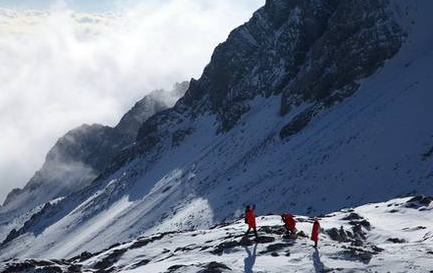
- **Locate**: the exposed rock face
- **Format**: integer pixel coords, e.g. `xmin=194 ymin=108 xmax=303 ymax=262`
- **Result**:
xmin=280 ymin=0 xmax=403 ymax=115
xmin=174 ymin=0 xmax=402 ymax=133
xmin=137 ymin=0 xmax=403 ymax=156
xmin=116 ymin=82 xmax=189 ymax=138
xmin=182 ymin=0 xmax=337 ymax=131
xmin=115 ymin=94 xmax=167 ymax=139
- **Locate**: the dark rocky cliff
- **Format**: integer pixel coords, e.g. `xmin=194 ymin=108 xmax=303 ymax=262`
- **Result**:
xmin=137 ymin=0 xmax=403 ymax=157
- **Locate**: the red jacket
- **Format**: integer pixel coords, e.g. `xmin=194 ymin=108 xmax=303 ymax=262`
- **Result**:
xmin=245 ymin=208 xmax=256 ymax=228
xmin=282 ymin=213 xmax=296 ymax=230
xmin=311 ymin=220 xmax=320 ymax=242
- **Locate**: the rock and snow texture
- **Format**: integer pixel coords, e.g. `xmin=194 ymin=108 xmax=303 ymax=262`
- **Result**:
xmin=0 ymin=0 xmax=432 ymax=266
xmin=1 ymin=197 xmax=433 ymax=272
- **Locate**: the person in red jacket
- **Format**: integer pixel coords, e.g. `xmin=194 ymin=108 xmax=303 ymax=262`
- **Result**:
xmin=311 ymin=218 xmax=321 ymax=248
xmin=281 ymin=213 xmax=297 ymax=234
xmin=244 ymin=205 xmax=258 ymax=238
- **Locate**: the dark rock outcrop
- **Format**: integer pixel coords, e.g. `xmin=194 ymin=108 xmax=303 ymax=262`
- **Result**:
xmin=406 ymin=196 xmax=433 ymax=208
xmin=93 ymin=249 xmax=127 ymax=271
xmin=326 ymin=226 xmax=350 ymax=242
xmin=211 ymin=240 xmax=240 ymax=255
xmin=201 ymin=261 xmax=232 ymax=273
xmin=280 ymin=0 xmax=402 ymax=114
xmin=342 ymin=213 xmax=363 ymax=221
xmin=386 ymin=237 xmax=406 ymax=244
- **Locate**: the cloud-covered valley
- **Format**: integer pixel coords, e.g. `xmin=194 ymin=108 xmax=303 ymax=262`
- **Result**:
xmin=0 ymin=0 xmax=264 ymax=203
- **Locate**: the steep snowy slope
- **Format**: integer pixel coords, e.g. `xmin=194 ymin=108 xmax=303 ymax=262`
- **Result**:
xmin=0 ymin=83 xmax=188 ymax=243
xmin=1 ymin=197 xmax=433 ymax=272
xmin=0 ymin=0 xmax=432 ymax=261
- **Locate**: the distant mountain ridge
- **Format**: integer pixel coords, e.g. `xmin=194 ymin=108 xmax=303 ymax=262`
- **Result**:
xmin=0 ymin=82 xmax=188 ymax=242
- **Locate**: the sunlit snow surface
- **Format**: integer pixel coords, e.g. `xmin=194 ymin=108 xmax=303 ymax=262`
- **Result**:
xmin=1 ymin=197 xmax=432 ymax=272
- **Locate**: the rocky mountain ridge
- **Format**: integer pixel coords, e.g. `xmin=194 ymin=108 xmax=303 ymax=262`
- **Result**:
xmin=132 ymin=0 xmax=403 ymax=170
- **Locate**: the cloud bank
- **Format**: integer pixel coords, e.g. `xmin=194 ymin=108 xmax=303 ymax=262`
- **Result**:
xmin=0 ymin=0 xmax=264 ymax=203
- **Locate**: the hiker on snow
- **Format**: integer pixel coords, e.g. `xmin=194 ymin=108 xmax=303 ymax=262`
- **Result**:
xmin=281 ymin=213 xmax=297 ymax=234
xmin=244 ymin=204 xmax=258 ymax=238
xmin=311 ymin=218 xmax=321 ymax=248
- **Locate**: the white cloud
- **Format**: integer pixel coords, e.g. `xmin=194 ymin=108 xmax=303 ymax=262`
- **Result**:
xmin=0 ymin=0 xmax=265 ymax=203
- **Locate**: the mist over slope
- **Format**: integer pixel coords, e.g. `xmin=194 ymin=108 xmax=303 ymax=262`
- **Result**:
xmin=0 ymin=82 xmax=188 ymax=243
xmin=0 ymin=0 xmax=432 ymax=262
xmin=0 ymin=0 xmax=263 ymax=202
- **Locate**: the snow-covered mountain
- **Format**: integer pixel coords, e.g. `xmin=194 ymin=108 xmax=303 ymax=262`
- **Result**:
xmin=1 ymin=196 xmax=433 ymax=272
xmin=0 ymin=82 xmax=188 ymax=243
xmin=0 ymin=0 xmax=432 ymax=266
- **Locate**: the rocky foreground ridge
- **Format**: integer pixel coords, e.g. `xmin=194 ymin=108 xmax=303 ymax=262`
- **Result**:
xmin=1 ymin=196 xmax=432 ymax=273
